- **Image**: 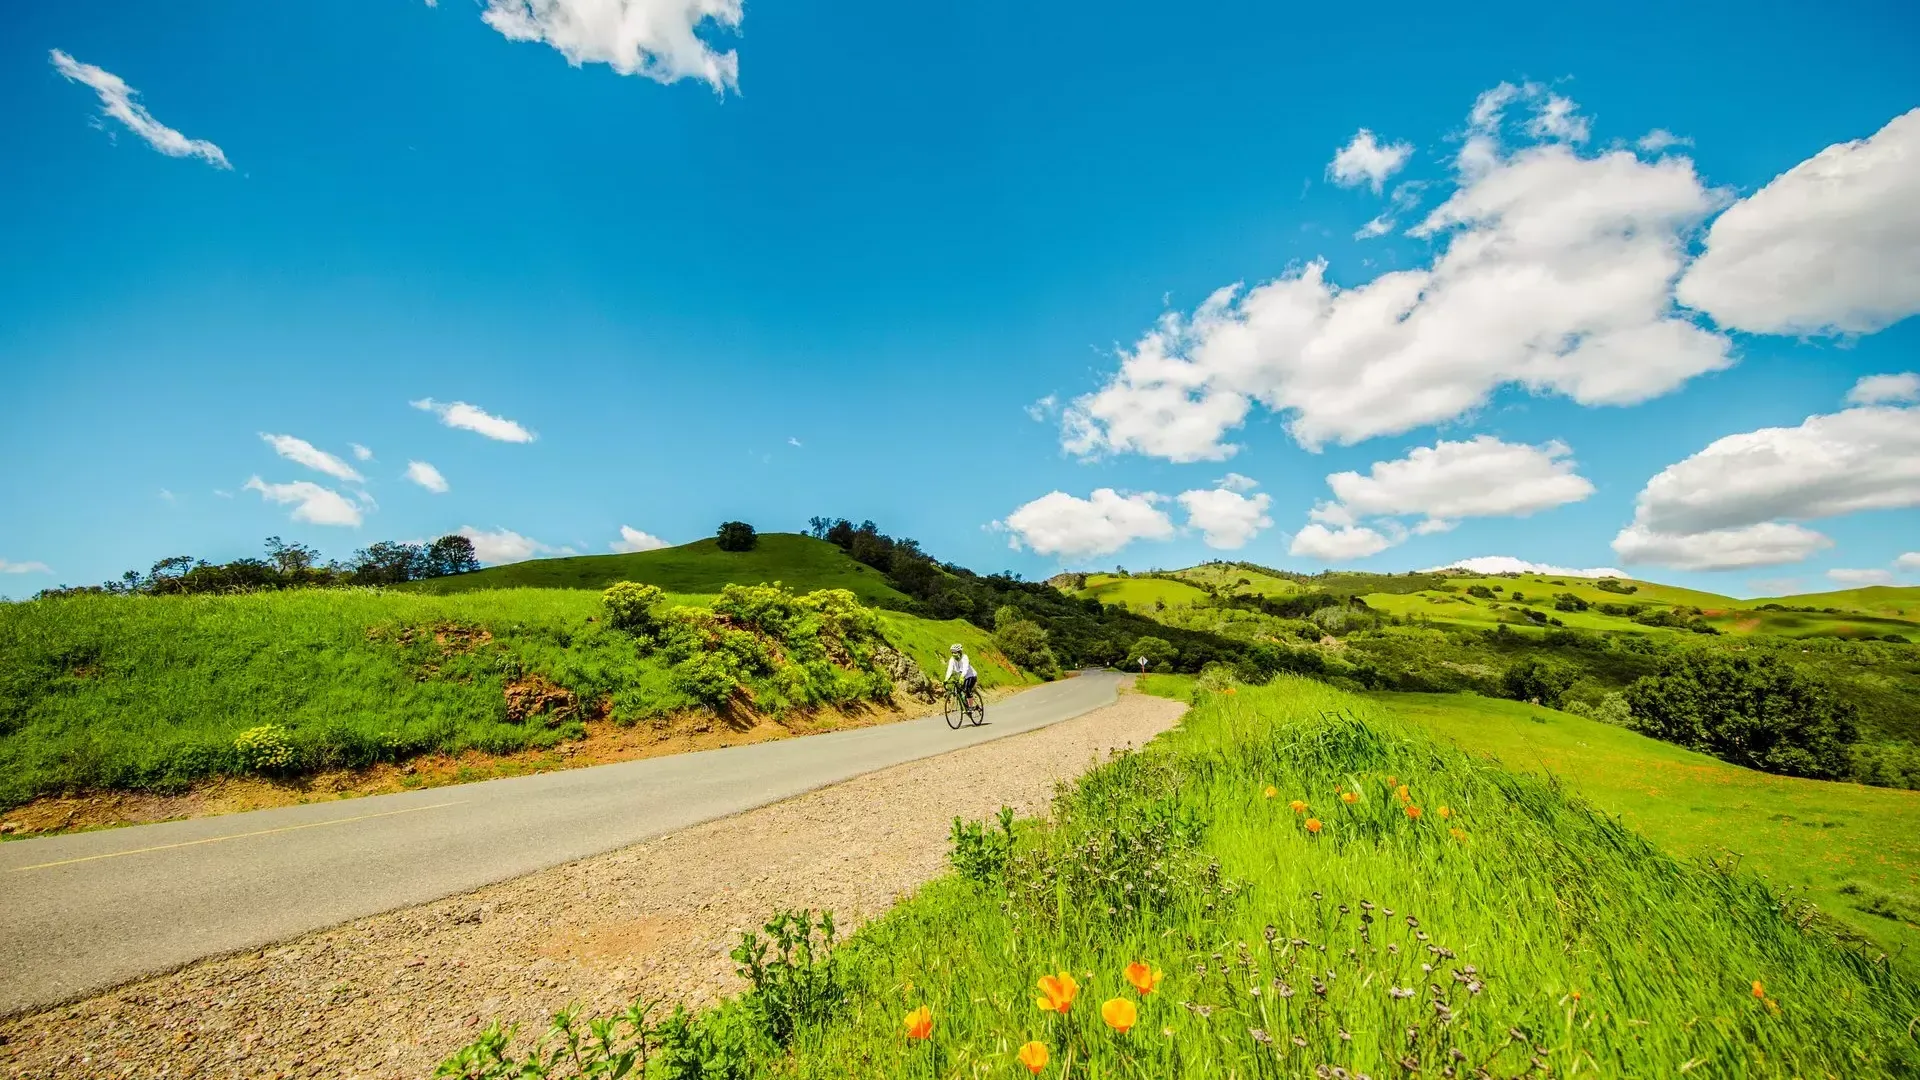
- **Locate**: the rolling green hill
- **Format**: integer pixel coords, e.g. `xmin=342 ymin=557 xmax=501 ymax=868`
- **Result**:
xmin=402 ymin=533 xmax=913 ymax=608
xmin=1750 ymin=585 xmax=1920 ymax=620
xmin=1070 ymin=572 xmax=1212 ymax=610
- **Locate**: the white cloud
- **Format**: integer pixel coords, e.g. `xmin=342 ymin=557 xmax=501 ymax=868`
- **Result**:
xmin=1828 ymin=567 xmax=1895 ymax=586
xmin=49 ymin=50 xmax=230 ymax=169
xmin=786 ymin=437 xmax=803 ymax=448
xmin=610 ymin=525 xmax=671 ymax=553
xmin=0 ymin=558 xmax=54 ymax=575
xmin=1354 ymin=215 xmax=1395 ymax=240
xmin=1218 ymin=472 xmax=1260 ymax=493
xmin=1289 ymin=523 xmax=1393 ymax=561
xmin=1000 ymin=489 xmax=1175 ymax=559
xmin=1525 ymin=92 xmax=1590 ymax=144
xmin=1611 ymin=403 xmax=1920 ymax=569
xmin=1637 ymin=129 xmax=1691 ymax=153
xmin=1421 ymin=555 xmax=1627 ymax=579
xmin=1063 ymin=88 xmax=1731 ymax=459
xmin=1329 ymin=129 xmax=1413 ymax=193
xmin=479 ymin=0 xmax=743 ymax=93
xmin=1676 ymin=108 xmax=1920 ymax=335
xmin=243 ymin=477 xmax=364 ymax=527
xmin=1896 ymin=552 xmax=1920 ymax=571
xmin=404 ymin=460 xmax=450 ymax=493
xmin=1847 ymin=372 xmax=1920 ymax=406
xmin=350 ymin=443 xmax=374 ymax=461
xmin=1324 ymin=436 xmax=1594 ymax=527
xmin=1177 ymin=483 xmax=1273 ymax=550
xmin=411 ymin=398 xmax=536 ymax=443
xmin=458 ymin=526 xmax=567 ymax=565
xmin=1025 ymin=394 xmax=1059 ymax=422
xmin=261 ymin=433 xmax=363 ymax=483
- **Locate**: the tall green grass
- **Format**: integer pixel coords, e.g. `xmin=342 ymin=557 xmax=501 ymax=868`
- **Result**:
xmin=736 ymin=679 xmax=1918 ymax=1077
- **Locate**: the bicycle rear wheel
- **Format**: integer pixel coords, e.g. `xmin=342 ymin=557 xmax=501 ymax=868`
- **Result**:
xmin=944 ymin=691 xmax=964 ymax=729
xmin=967 ymin=693 xmax=986 ymax=726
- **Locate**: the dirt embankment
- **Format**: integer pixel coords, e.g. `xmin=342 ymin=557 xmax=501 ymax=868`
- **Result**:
xmin=0 ymin=690 xmax=1186 ymax=1080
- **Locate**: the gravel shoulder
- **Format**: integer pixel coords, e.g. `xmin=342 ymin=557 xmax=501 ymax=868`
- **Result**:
xmin=0 ymin=690 xmax=1185 ymax=1080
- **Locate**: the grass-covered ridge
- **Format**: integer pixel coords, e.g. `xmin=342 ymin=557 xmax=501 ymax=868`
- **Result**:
xmin=0 ymin=584 xmax=1020 ymax=810
xmin=440 ymin=679 xmax=1920 ymax=1078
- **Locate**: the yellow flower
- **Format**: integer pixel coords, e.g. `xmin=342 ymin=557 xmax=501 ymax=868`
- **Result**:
xmin=1395 ymin=784 xmax=1410 ymax=802
xmin=1751 ymin=980 xmax=1765 ymax=999
xmin=1436 ymin=805 xmax=1453 ymax=819
xmin=1101 ymin=997 xmax=1138 ymax=1034
xmin=1340 ymin=791 xmax=1359 ymax=804
xmin=1035 ymin=972 xmax=1079 ymax=1014
xmin=1264 ymin=785 xmax=1277 ymax=799
xmin=1124 ymin=961 xmax=1163 ymax=996
xmin=1449 ymin=827 xmax=1467 ymax=841
xmin=1289 ymin=799 xmax=1308 ymax=814
xmin=903 ymin=1005 xmax=932 ymax=1040
xmin=1016 ymin=1041 xmax=1049 ymax=1074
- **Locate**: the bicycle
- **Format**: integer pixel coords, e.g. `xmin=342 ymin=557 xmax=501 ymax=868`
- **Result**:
xmin=942 ymin=678 xmax=986 ymax=729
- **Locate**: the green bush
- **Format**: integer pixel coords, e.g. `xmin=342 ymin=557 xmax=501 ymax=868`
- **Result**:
xmin=992 ymin=606 xmax=1059 ymax=677
xmin=1128 ymin=635 xmax=1177 ymax=672
xmin=600 ymin=581 xmax=666 ymax=636
xmin=949 ymin=806 xmax=1017 ymax=887
xmin=232 ymin=724 xmax=295 ymax=774
xmin=1465 ymin=584 xmax=1495 ymax=599
xmin=1500 ymin=656 xmax=1578 ymax=708
xmin=729 ymin=910 xmax=844 ymax=1047
xmin=1624 ymin=652 xmax=1858 ymax=779
xmin=1553 ymin=591 xmax=1590 ymax=612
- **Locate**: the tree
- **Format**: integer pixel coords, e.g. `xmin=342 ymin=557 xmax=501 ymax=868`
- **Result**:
xmin=1624 ymin=652 xmax=1858 ymax=779
xmin=807 ymin=516 xmax=832 ymax=539
xmin=1129 ymin=635 xmax=1177 ymax=672
xmin=350 ymin=541 xmax=423 ymax=585
xmin=1500 ymin=656 xmax=1578 ymax=708
xmin=263 ymin=536 xmax=321 ymax=575
xmin=716 ymin=521 xmax=758 ymax=552
xmin=421 ymin=534 xmax=480 ymax=577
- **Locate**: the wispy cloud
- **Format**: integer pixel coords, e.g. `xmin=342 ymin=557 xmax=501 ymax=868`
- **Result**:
xmin=243 ymin=477 xmax=365 ymax=526
xmin=610 ymin=525 xmax=670 ymax=553
xmin=404 ymin=460 xmax=450 ymax=493
xmin=459 ymin=526 xmax=572 ymax=564
xmin=0 ymin=558 xmax=54 ymax=575
xmin=410 ymin=398 xmax=536 ymax=442
xmin=261 ymin=433 xmax=363 ymax=483
xmin=49 ymin=50 xmax=230 ymax=168
xmin=350 ymin=443 xmax=375 ymax=461
xmin=787 ymin=437 xmax=803 ymax=448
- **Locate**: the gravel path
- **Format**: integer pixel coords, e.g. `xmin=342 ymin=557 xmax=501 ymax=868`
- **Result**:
xmin=0 ymin=691 xmax=1185 ymax=1080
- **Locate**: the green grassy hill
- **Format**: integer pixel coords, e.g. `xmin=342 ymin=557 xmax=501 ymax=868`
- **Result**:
xmin=1754 ymin=585 xmax=1920 ymax=619
xmin=1070 ymin=572 xmax=1212 ymax=610
xmin=1374 ymin=690 xmax=1920 ymax=962
xmin=402 ymin=533 xmax=912 ymax=608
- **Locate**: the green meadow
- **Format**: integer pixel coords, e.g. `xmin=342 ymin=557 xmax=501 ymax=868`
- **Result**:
xmin=441 ymin=677 xmax=1920 ymax=1078
xmin=1070 ymin=573 xmax=1213 ymax=611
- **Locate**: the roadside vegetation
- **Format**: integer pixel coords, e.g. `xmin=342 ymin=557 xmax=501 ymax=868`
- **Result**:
xmin=436 ymin=677 xmax=1920 ymax=1078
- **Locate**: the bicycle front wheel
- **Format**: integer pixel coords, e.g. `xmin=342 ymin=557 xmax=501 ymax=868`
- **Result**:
xmin=944 ymin=692 xmax=963 ymax=729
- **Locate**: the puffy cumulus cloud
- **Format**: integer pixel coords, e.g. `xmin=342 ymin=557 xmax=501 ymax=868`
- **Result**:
xmin=411 ymin=398 xmax=536 ymax=442
xmin=1677 ymin=109 xmax=1920 ymax=335
xmin=1329 ymin=129 xmax=1413 ymax=193
xmin=479 ymin=0 xmax=743 ymax=92
xmin=1897 ymin=552 xmax=1920 ymax=571
xmin=1288 ymin=523 xmax=1394 ymax=561
xmin=1062 ymin=89 xmax=1730 ymax=459
xmin=49 ymin=50 xmax=230 ymax=168
xmin=458 ymin=526 xmax=572 ymax=565
xmin=350 ymin=443 xmax=375 ymax=461
xmin=404 ymin=460 xmax=450 ymax=493
xmin=1847 ymin=372 xmax=1920 ymax=406
xmin=610 ymin=525 xmax=670 ymax=553
xmin=1324 ymin=436 xmax=1594 ymax=529
xmin=0 ymin=558 xmax=54 ymax=574
xmin=1611 ymin=404 xmax=1920 ymax=569
xmin=1421 ymin=555 xmax=1627 ymax=579
xmin=1828 ymin=567 xmax=1895 ymax=586
xmin=243 ymin=477 xmax=365 ymax=527
xmin=1177 ymin=481 xmax=1274 ymax=550
xmin=260 ymin=434 xmax=363 ymax=483
xmin=1000 ymin=489 xmax=1174 ymax=559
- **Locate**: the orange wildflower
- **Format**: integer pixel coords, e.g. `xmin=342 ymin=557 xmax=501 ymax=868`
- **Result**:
xmin=1395 ymin=784 xmax=1410 ymax=802
xmin=1124 ymin=962 xmax=1164 ymax=996
xmin=1016 ymin=1041 xmax=1049 ymax=1074
xmin=1436 ymin=806 xmax=1453 ymax=819
xmin=1101 ymin=997 xmax=1138 ymax=1034
xmin=1340 ymin=791 xmax=1359 ymax=804
xmin=1449 ymin=827 xmax=1467 ymax=841
xmin=903 ymin=1005 xmax=933 ymax=1040
xmin=1405 ymin=805 xmax=1423 ymax=820
xmin=1289 ymin=799 xmax=1308 ymax=814
xmin=1751 ymin=980 xmax=1765 ymax=999
xmin=1304 ymin=817 xmax=1323 ymax=834
xmin=1386 ymin=774 xmax=1399 ymax=786
xmin=1264 ymin=785 xmax=1278 ymax=799
xmin=1035 ymin=972 xmax=1079 ymax=1014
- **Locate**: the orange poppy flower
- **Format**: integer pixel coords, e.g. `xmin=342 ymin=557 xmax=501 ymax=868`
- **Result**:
xmin=1289 ymin=799 xmax=1308 ymax=814
xmin=1101 ymin=997 xmax=1137 ymax=1034
xmin=1264 ymin=785 xmax=1277 ymax=799
xmin=1304 ymin=817 xmax=1323 ymax=834
xmin=1751 ymin=980 xmax=1765 ymax=999
xmin=1436 ymin=806 xmax=1453 ymax=819
xmin=1340 ymin=791 xmax=1359 ymax=804
xmin=1386 ymin=774 xmax=1399 ymax=786
xmin=1124 ymin=962 xmax=1164 ymax=996
xmin=1405 ymin=805 xmax=1423 ymax=819
xmin=1449 ymin=827 xmax=1467 ymax=841
xmin=903 ymin=1005 xmax=932 ymax=1040
xmin=1035 ymin=972 xmax=1079 ymax=1013
xmin=1016 ymin=1041 xmax=1049 ymax=1074
xmin=1395 ymin=784 xmax=1410 ymax=801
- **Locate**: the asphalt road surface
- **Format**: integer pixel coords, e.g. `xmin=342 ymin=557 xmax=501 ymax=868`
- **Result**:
xmin=0 ymin=671 xmax=1124 ymax=1017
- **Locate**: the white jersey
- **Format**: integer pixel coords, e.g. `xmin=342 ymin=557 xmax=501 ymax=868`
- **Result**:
xmin=945 ymin=652 xmax=977 ymax=680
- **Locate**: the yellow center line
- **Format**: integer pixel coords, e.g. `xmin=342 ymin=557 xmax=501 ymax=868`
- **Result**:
xmin=6 ymin=801 xmax=465 ymax=873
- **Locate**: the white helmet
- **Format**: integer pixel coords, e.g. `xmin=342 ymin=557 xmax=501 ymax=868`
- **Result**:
xmin=950 ymin=643 xmax=964 ymax=654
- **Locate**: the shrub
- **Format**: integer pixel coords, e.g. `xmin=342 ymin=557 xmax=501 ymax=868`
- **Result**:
xmin=601 ymin=581 xmax=666 ymax=636
xmin=1500 ymin=656 xmax=1578 ymax=708
xmin=993 ymin=606 xmax=1059 ymax=676
xmin=232 ymin=724 xmax=296 ymax=774
xmin=1624 ymin=652 xmax=1859 ymax=779
xmin=1465 ymin=584 xmax=1495 ymax=599
xmin=715 ymin=521 xmax=757 ymax=552
xmin=950 ymin=806 xmax=1017 ymax=886
xmin=1553 ymin=592 xmax=1591 ymax=612
xmin=729 ymin=910 xmax=844 ymax=1047
xmin=1595 ymin=578 xmax=1638 ymax=594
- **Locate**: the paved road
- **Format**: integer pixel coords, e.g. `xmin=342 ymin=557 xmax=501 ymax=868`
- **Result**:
xmin=0 ymin=672 xmax=1123 ymax=1017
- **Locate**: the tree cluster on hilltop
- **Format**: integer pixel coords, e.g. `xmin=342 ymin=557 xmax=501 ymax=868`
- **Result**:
xmin=32 ymin=534 xmax=481 ymax=599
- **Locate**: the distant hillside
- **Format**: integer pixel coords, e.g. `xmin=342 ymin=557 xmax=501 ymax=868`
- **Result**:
xmin=1754 ymin=585 xmax=1920 ymax=620
xmin=402 ymin=534 xmax=912 ymax=608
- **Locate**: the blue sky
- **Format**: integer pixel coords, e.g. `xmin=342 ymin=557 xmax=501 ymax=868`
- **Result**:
xmin=3 ymin=0 xmax=1917 ymax=599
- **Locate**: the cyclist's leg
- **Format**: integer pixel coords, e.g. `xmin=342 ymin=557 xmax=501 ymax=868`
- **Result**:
xmin=963 ymin=674 xmax=978 ymax=702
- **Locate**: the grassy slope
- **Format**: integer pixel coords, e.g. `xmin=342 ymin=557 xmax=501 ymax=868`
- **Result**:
xmin=1166 ymin=563 xmax=1306 ymax=597
xmin=1072 ymin=573 xmax=1211 ymax=609
xmin=1755 ymin=585 xmax=1920 ymax=619
xmin=1373 ymin=691 xmax=1920 ymax=962
xmin=403 ymin=534 xmax=912 ymax=608
xmin=563 ymin=678 xmax=1920 ymax=1078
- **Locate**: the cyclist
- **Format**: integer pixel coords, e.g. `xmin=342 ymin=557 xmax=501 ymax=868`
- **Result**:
xmin=944 ymin=643 xmax=978 ymax=705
